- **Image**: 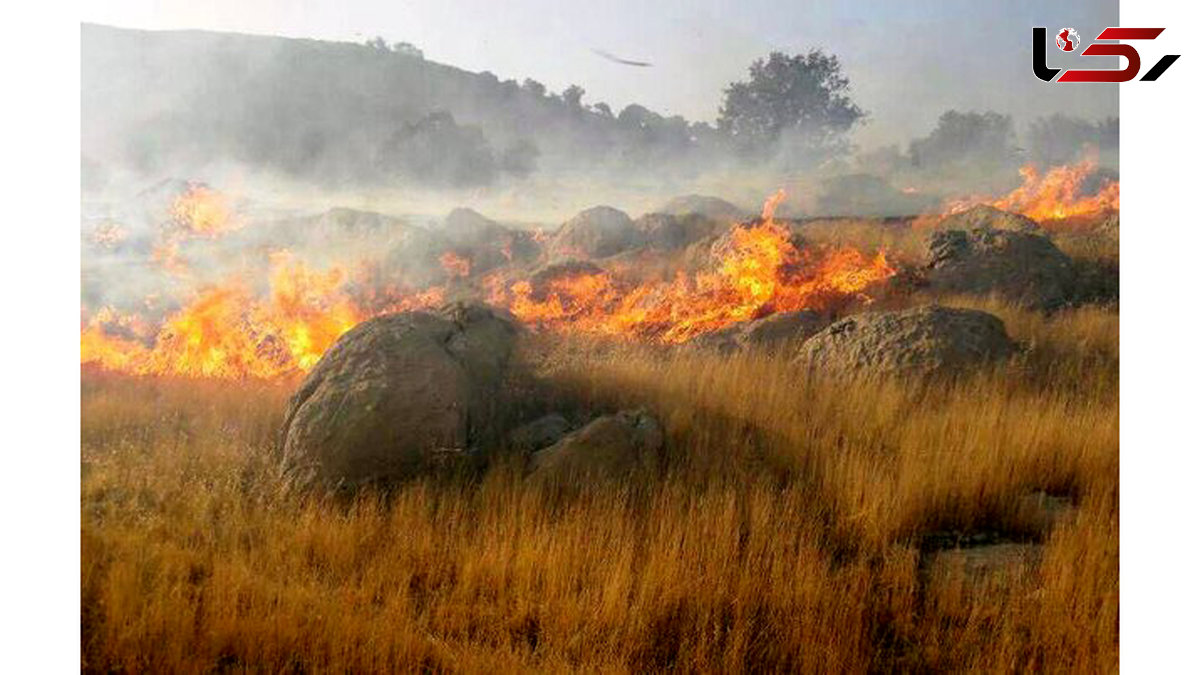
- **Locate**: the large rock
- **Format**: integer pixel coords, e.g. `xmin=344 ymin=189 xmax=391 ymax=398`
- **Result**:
xmin=521 ymin=260 xmax=608 ymax=301
xmin=442 ymin=207 xmax=508 ymax=246
xmin=656 ymin=194 xmax=749 ymax=222
xmin=439 ymin=208 xmax=540 ymax=273
xmin=280 ymin=303 xmax=518 ymax=490
xmin=795 ymin=306 xmax=1016 ymax=380
xmin=937 ymin=205 xmax=1041 ymax=234
xmin=682 ymin=221 xmax=807 ymax=275
xmin=531 ymin=409 xmax=664 ymax=481
xmin=507 ymin=413 xmax=572 ymax=454
xmin=634 ymin=212 xmax=725 ymax=252
xmin=925 ymin=228 xmax=1078 ymax=310
xmin=381 ymin=224 xmax=455 ymax=288
xmin=738 ymin=310 xmax=830 ymax=349
xmin=688 ymin=310 xmax=830 ymax=354
xmin=549 ymin=206 xmax=643 ymax=259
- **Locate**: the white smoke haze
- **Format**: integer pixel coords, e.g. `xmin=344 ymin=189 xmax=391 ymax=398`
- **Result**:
xmin=80 ymin=17 xmax=1119 ymax=334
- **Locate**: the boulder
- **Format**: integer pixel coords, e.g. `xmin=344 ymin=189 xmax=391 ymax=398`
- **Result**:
xmin=685 ymin=323 xmax=746 ymax=354
xmin=687 ymin=310 xmax=830 ymax=354
xmin=280 ymin=303 xmax=518 ymax=490
xmin=381 ymin=225 xmax=455 ymax=288
xmin=634 ymin=212 xmax=725 ymax=252
xmin=925 ymin=228 xmax=1078 ymax=310
xmin=521 ymin=260 xmax=609 ymax=301
xmin=508 ymin=413 xmax=572 ymax=453
xmin=682 ymin=221 xmax=807 ymax=276
xmin=549 ymin=206 xmax=643 ymax=259
xmin=937 ymin=205 xmax=1041 ymax=234
xmin=924 ymin=542 xmax=1042 ymax=590
xmin=795 ymin=306 xmax=1016 ymax=380
xmin=442 ymin=207 xmax=508 ymax=246
xmin=531 ymin=409 xmax=664 ymax=481
xmin=656 ymin=194 xmax=749 ymax=222
xmin=439 ymin=208 xmax=540 ymax=273
xmin=737 ymin=310 xmax=829 ymax=349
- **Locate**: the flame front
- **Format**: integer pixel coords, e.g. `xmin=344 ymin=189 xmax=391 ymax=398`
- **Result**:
xmin=83 ymin=190 xmax=896 ymax=378
xmin=439 ymin=251 xmax=472 ymax=278
xmin=81 ymin=253 xmax=413 ymax=379
xmin=495 ymin=189 xmax=894 ymax=344
xmin=945 ymin=159 xmax=1119 ymax=223
xmin=170 ymin=184 xmax=241 ymax=236
xmin=993 ymin=160 xmax=1118 ymax=221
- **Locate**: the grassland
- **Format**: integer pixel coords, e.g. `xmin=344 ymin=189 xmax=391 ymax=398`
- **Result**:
xmin=80 ymin=290 xmax=1117 ymax=672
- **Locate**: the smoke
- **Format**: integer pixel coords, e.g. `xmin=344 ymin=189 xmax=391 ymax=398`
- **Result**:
xmin=82 ymin=19 xmax=1124 ymax=334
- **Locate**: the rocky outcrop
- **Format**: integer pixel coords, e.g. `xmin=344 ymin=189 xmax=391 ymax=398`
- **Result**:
xmin=507 ymin=413 xmax=573 ymax=454
xmin=530 ymin=409 xmax=664 ymax=481
xmin=634 ymin=213 xmax=726 ymax=252
xmin=280 ymin=303 xmax=518 ymax=490
xmin=549 ymin=206 xmax=643 ymax=259
xmin=655 ymin=194 xmax=749 ymax=222
xmin=795 ymin=306 xmax=1016 ymax=380
xmin=936 ymin=205 xmax=1041 ymax=234
xmin=925 ymin=228 xmax=1078 ymax=310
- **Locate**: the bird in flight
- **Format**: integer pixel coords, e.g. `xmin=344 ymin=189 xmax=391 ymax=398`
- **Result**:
xmin=592 ymin=49 xmax=653 ymax=67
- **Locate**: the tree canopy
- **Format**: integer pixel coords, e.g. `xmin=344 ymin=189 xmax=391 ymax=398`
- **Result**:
xmin=717 ymin=50 xmax=866 ymax=160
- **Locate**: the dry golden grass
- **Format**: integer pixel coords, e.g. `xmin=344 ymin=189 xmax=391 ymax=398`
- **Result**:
xmin=797 ymin=214 xmax=1120 ymax=270
xmin=81 ymin=299 xmax=1117 ymax=673
xmin=797 ymin=217 xmax=930 ymax=263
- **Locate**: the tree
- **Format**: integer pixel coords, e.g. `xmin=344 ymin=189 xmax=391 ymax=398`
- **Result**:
xmin=617 ymin=104 xmax=660 ymax=130
xmin=561 ymin=84 xmax=586 ymax=110
xmin=498 ymin=139 xmax=540 ymax=178
xmin=717 ymin=50 xmax=865 ymax=159
xmin=391 ymin=42 xmax=424 ymax=59
xmin=1026 ymin=114 xmax=1118 ymax=167
xmin=908 ymin=110 xmax=1017 ymax=171
xmin=377 ymin=111 xmax=497 ymax=187
xmin=521 ymin=79 xmax=547 ymax=99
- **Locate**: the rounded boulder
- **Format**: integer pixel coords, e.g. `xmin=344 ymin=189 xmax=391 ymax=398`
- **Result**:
xmin=794 ymin=306 xmax=1016 ymax=381
xmin=280 ymin=303 xmax=518 ymax=490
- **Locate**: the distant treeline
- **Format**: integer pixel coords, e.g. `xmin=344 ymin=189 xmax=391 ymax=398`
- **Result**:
xmin=82 ymin=25 xmax=1116 ymax=193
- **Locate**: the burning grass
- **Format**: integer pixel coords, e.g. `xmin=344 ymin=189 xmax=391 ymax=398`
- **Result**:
xmin=81 ymin=298 xmax=1117 ymax=672
xmin=81 ymin=190 xmax=900 ymax=377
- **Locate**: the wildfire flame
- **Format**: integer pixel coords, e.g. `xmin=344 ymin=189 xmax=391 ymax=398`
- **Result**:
xmin=169 ymin=184 xmax=241 ymax=237
xmin=82 ymin=190 xmax=896 ymax=378
xmin=945 ymin=159 xmax=1119 ymax=223
xmin=90 ymin=223 xmax=127 ymax=248
xmin=439 ymin=251 xmax=472 ymax=278
xmin=993 ymin=160 xmax=1118 ymax=221
xmin=492 ymin=189 xmax=895 ymax=344
xmin=82 ymin=253 xmax=404 ymax=378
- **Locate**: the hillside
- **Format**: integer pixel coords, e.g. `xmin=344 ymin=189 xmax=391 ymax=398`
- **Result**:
xmin=82 ymin=24 xmax=719 ymax=190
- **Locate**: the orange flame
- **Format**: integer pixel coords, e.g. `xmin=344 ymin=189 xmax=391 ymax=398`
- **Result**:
xmin=90 ymin=223 xmax=127 ymax=248
xmin=80 ymin=253 xmax=438 ymax=379
xmin=493 ymin=189 xmax=895 ymax=344
xmin=83 ymin=190 xmax=895 ymax=378
xmin=170 ymin=184 xmax=240 ymax=237
xmin=993 ymin=160 xmax=1118 ymax=221
xmin=439 ymin=251 xmax=472 ymax=278
xmin=151 ymin=239 xmax=190 ymax=278
xmin=943 ymin=159 xmax=1119 ymax=223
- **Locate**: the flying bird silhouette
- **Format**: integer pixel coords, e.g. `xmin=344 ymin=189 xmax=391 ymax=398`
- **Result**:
xmin=592 ymin=49 xmax=653 ymax=67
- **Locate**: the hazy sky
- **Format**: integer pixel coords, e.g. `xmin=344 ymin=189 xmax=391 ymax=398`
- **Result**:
xmin=81 ymin=0 xmax=1118 ymax=147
